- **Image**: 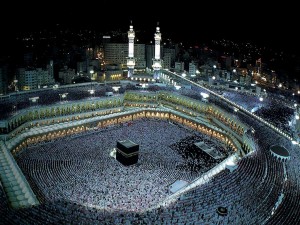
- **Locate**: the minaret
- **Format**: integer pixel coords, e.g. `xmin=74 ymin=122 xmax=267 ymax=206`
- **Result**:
xmin=127 ymin=21 xmax=135 ymax=78
xmin=152 ymin=22 xmax=162 ymax=80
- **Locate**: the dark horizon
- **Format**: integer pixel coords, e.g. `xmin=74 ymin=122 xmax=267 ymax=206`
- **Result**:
xmin=2 ymin=21 xmax=299 ymax=56
xmin=1 ymin=1 xmax=300 ymax=55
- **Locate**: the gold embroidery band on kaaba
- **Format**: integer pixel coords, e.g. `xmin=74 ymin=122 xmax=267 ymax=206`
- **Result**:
xmin=116 ymin=148 xmax=139 ymax=158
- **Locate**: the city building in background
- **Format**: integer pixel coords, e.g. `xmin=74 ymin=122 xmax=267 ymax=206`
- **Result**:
xmin=0 ymin=66 xmax=8 ymax=95
xmin=16 ymin=61 xmax=55 ymax=90
xmin=58 ymin=66 xmax=76 ymax=84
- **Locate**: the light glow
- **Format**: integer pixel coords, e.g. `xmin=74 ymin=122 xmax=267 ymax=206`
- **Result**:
xmin=200 ymin=92 xmax=209 ymax=98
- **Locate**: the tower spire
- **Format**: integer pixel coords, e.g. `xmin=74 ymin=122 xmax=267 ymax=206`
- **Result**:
xmin=127 ymin=21 xmax=135 ymax=78
xmin=152 ymin=23 xmax=162 ymax=80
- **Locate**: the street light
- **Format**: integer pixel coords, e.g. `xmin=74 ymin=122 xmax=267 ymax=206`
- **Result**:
xmin=12 ymin=105 xmax=17 ymax=115
xmin=59 ymin=93 xmax=68 ymax=103
xmin=90 ymin=69 xmax=94 ymax=90
xmin=88 ymin=89 xmax=95 ymax=98
xmin=29 ymin=96 xmax=39 ymax=107
xmin=13 ymin=79 xmax=18 ymax=92
xmin=112 ymin=86 xmax=120 ymax=95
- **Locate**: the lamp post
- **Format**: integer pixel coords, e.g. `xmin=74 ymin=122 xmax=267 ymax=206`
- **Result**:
xmin=89 ymin=89 xmax=95 ymax=98
xmin=13 ymin=79 xmax=18 ymax=92
xmin=59 ymin=93 xmax=68 ymax=103
xmin=90 ymin=69 xmax=94 ymax=91
xmin=112 ymin=86 xmax=120 ymax=95
xmin=59 ymin=94 xmax=62 ymax=103
xmin=213 ymin=65 xmax=216 ymax=77
xmin=12 ymin=105 xmax=17 ymax=115
xmin=29 ymin=96 xmax=39 ymax=107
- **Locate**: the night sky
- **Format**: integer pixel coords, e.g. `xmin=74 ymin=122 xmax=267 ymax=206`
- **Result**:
xmin=1 ymin=1 xmax=300 ymax=55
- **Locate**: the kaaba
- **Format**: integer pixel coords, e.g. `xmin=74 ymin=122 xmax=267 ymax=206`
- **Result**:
xmin=116 ymin=140 xmax=139 ymax=166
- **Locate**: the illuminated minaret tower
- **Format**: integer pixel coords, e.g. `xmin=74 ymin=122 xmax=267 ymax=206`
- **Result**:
xmin=152 ymin=22 xmax=162 ymax=80
xmin=127 ymin=21 xmax=135 ymax=78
